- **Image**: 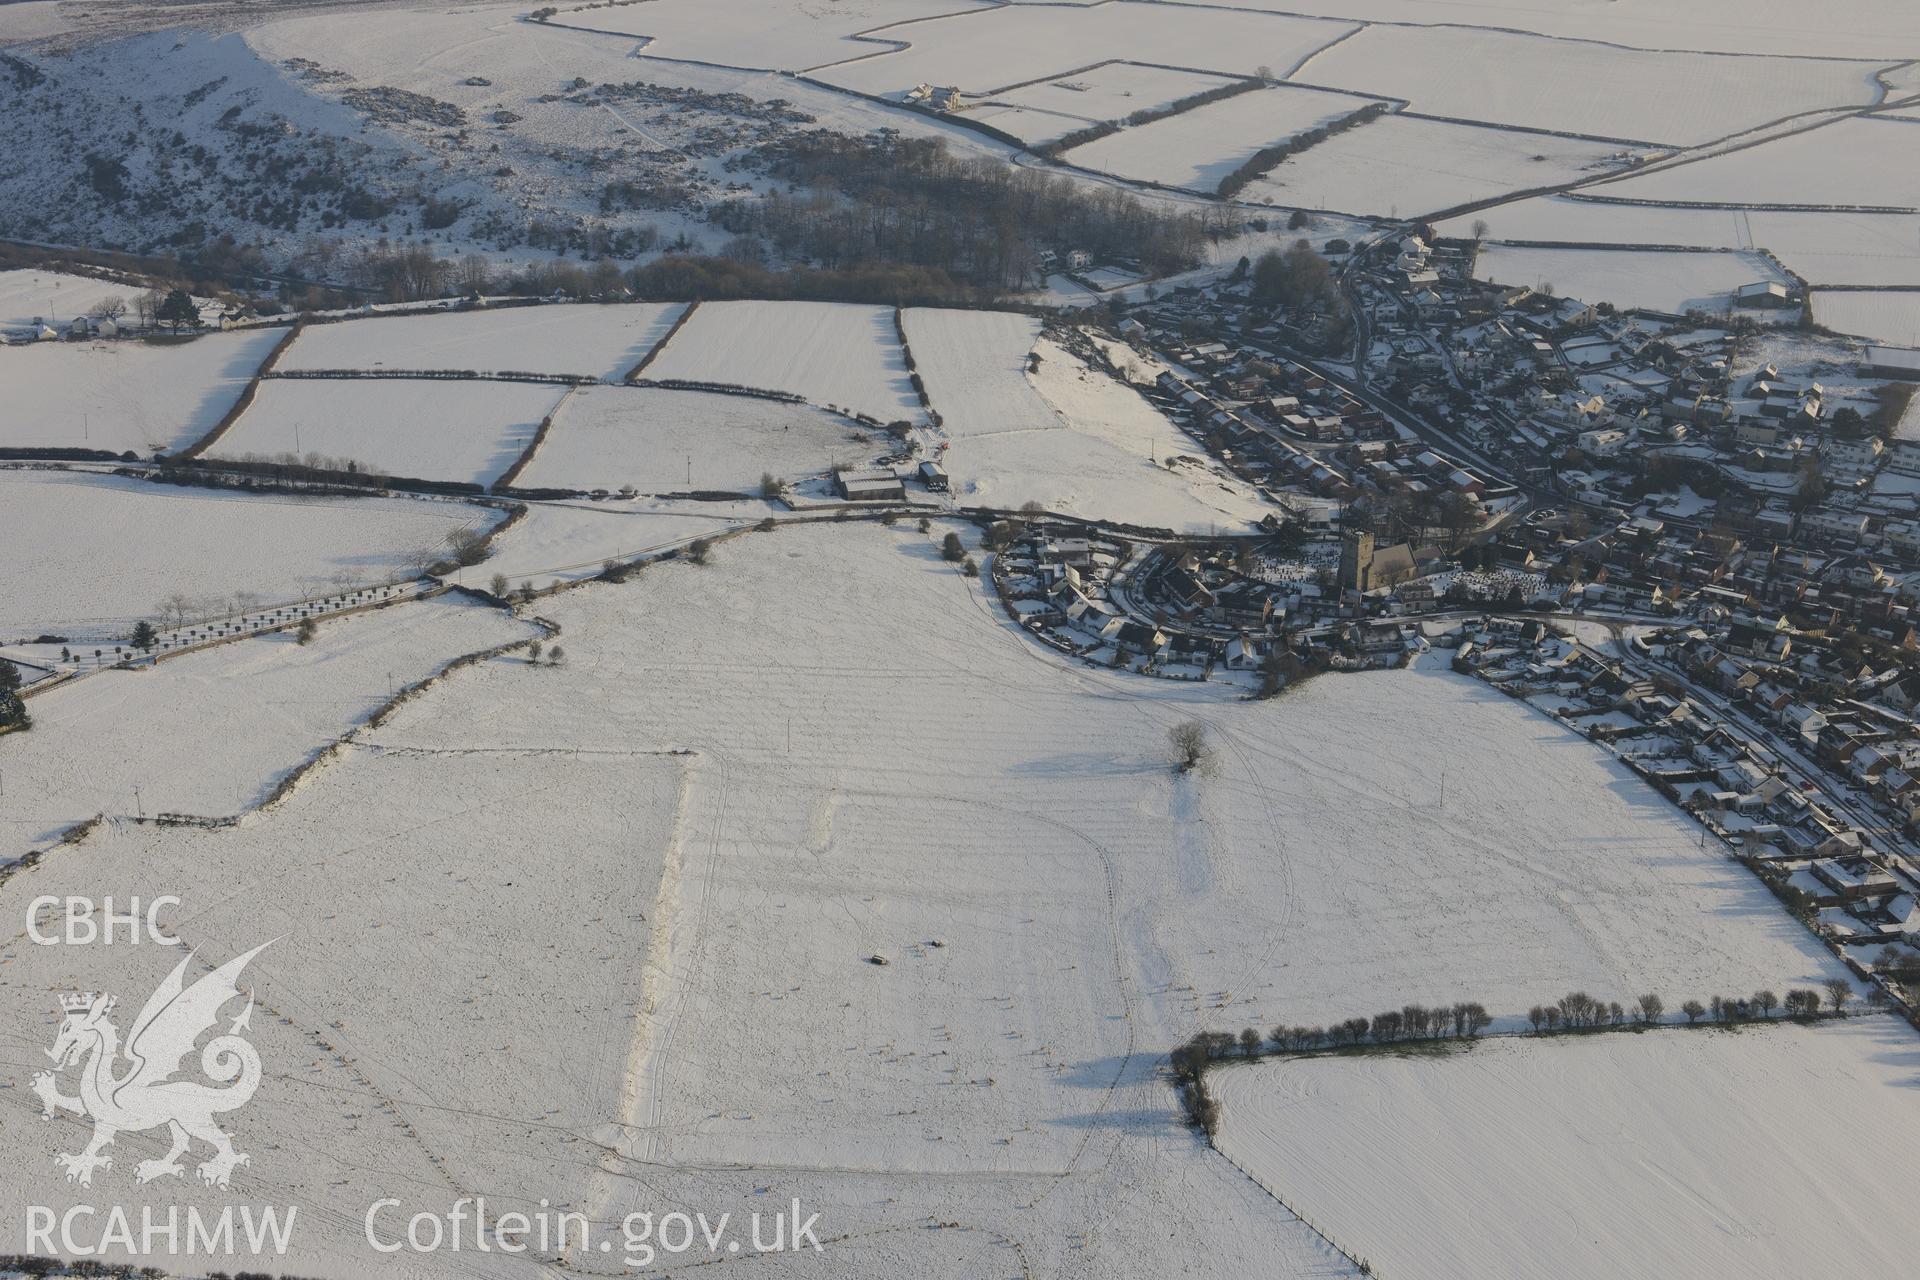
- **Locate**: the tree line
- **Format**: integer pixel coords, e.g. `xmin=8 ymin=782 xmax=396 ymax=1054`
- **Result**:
xmin=1171 ymin=1001 xmax=1494 ymax=1134
xmin=625 ymin=255 xmax=989 ymax=306
xmin=1216 ymin=101 xmax=1392 ymax=200
xmin=1171 ymin=982 xmax=1859 ymax=1135
xmin=714 ymin=132 xmax=1228 ymax=286
xmin=1037 ymin=77 xmax=1267 ymax=160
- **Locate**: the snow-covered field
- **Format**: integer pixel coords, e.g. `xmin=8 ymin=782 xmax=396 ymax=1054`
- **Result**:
xmin=0 ymin=594 xmax=529 ymax=849
xmin=278 ymin=303 xmax=687 ymax=380
xmin=940 ymin=336 xmax=1274 ymax=530
xmin=1064 ymin=85 xmax=1364 ymax=193
xmin=1583 ymin=116 xmax=1920 ymax=208
xmin=0 ymin=329 xmax=282 ymax=455
xmin=1 ymin=737 xmax=680 ymax=1280
xmin=961 ymin=101 xmax=1090 ymax=145
xmin=0 ymin=518 xmax=1857 ymax=1276
xmin=1298 ymin=27 xmax=1883 ymax=145
xmin=946 ymin=424 xmax=1271 ymax=531
xmin=1214 ymin=1019 xmax=1920 ymax=1280
xmin=517 ymin=384 xmax=864 ymax=493
xmin=816 ymin=4 xmax=1355 ymax=95
xmin=989 ymin=62 xmax=1239 ymax=130
xmin=0 ymin=471 xmax=495 ymax=640
xmin=417 ymin=534 xmax=1843 ymax=1057
xmin=0 ymin=0 xmax=69 ymax=46
xmin=1811 ymin=289 xmax=1920 ymax=345
xmin=212 ymin=378 xmax=565 ymax=485
xmin=900 ymin=308 xmax=1056 ymax=438
xmin=1474 ymin=246 xmax=1789 ymax=314
xmin=1438 ymin=198 xmax=1920 ymax=288
xmin=543 ymin=0 xmax=999 ymax=72
xmin=1245 ymin=115 xmax=1633 ymax=218
xmin=0 ymin=269 xmax=147 ymax=329
xmin=1148 ymin=0 xmax=1920 ymax=60
xmin=643 ymin=301 xmax=925 ymax=424
xmin=478 ymin=498 xmax=757 ymax=592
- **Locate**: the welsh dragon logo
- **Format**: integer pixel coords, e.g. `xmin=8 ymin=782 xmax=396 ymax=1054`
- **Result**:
xmin=31 ymin=942 xmax=272 ymax=1189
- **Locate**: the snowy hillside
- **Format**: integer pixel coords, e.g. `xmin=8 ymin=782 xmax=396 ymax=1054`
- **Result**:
xmin=0 ymin=29 xmax=441 ymax=257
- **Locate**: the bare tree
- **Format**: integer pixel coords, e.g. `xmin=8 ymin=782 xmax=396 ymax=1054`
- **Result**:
xmin=1458 ymin=1003 xmax=1491 ymax=1037
xmin=1822 ymin=978 xmax=1850 ymax=1014
xmin=1752 ymin=989 xmax=1778 ymax=1019
xmin=1557 ymin=992 xmax=1596 ymax=1028
xmin=1681 ymin=1000 xmax=1705 ymax=1024
xmin=1470 ymin=218 xmax=1490 ymax=243
xmin=457 ymin=253 xmax=493 ymax=296
xmin=444 ymin=526 xmax=492 ymax=567
xmin=157 ymin=592 xmax=194 ymax=629
xmin=1169 ymin=720 xmax=1211 ymax=772
xmin=1636 ymin=993 xmax=1664 ymax=1025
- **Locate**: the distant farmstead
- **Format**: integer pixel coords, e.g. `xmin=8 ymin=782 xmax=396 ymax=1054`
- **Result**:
xmin=906 ymin=84 xmax=965 ymax=112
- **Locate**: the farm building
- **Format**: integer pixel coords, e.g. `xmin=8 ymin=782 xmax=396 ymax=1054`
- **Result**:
xmin=1866 ymin=346 xmax=1920 ymax=380
xmin=838 ymin=469 xmax=906 ymax=501
xmin=1735 ymin=281 xmax=1794 ymax=309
